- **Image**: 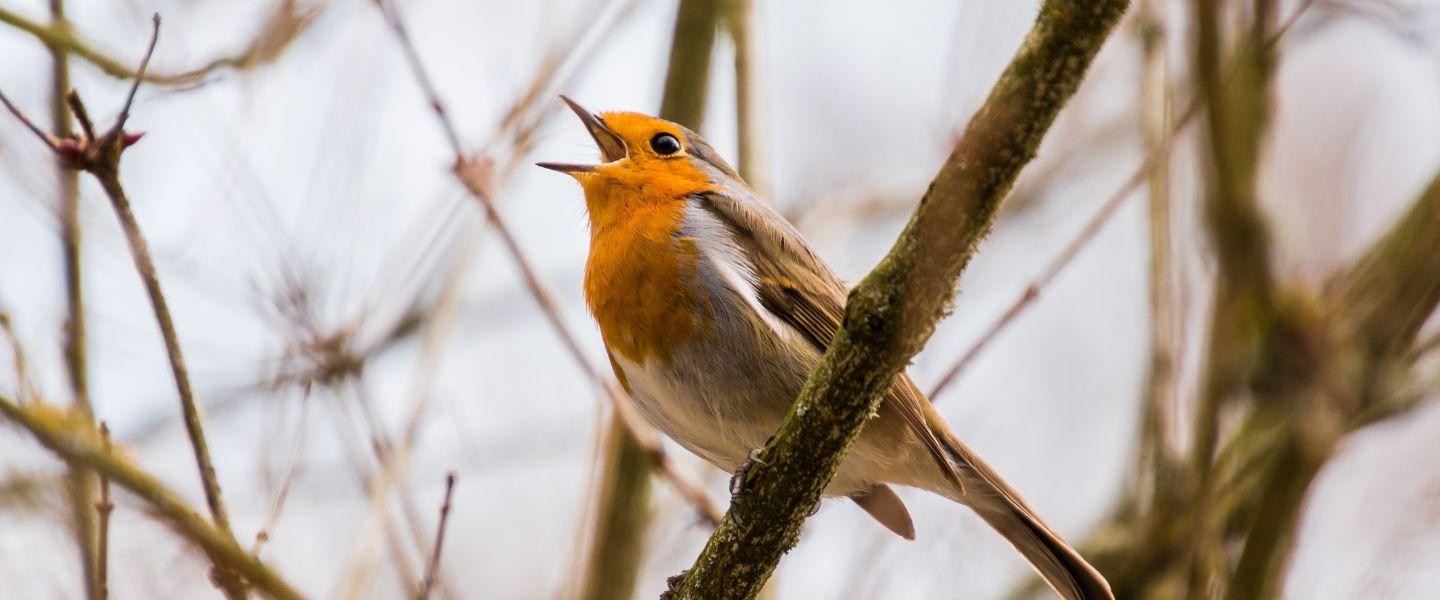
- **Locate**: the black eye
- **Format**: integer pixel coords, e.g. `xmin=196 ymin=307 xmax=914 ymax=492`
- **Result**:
xmin=650 ymin=133 xmax=682 ymax=155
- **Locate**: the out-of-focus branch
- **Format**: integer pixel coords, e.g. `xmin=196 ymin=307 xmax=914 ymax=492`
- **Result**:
xmin=0 ymin=2 xmax=322 ymax=86
xmin=928 ymin=97 xmax=1200 ymax=400
xmin=725 ymin=0 xmax=768 ymax=198
xmin=659 ymin=0 xmax=721 ymax=130
xmin=0 ymin=17 xmax=247 ymax=598
xmin=0 ymin=396 xmax=305 ymax=600
xmin=672 ymin=2 xmax=1130 ymax=598
xmin=1184 ymin=1 xmax=1280 ymax=594
xmin=1135 ymin=0 xmax=1178 ymax=506
xmin=575 ymin=418 xmax=653 ymax=600
xmin=94 ymin=422 xmax=113 ymax=600
xmin=46 ymin=2 xmax=101 ymax=597
xmin=418 ymin=473 xmax=456 ymax=600
xmin=372 ymin=0 xmax=722 ymax=527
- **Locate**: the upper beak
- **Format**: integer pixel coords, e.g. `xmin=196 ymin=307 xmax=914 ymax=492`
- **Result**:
xmin=562 ymin=95 xmax=626 ymax=162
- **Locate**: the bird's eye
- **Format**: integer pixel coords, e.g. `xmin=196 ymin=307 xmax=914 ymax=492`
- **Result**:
xmin=650 ymin=133 xmax=682 ymax=155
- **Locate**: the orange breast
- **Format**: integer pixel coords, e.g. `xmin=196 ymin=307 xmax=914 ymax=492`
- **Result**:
xmin=583 ymin=197 xmax=707 ymax=363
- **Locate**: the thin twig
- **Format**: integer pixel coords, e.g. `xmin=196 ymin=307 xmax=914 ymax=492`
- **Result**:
xmin=252 ymin=394 xmax=311 ymax=555
xmin=375 ymin=0 xmax=723 ymax=526
xmin=928 ymin=97 xmax=1201 ymax=400
xmin=0 ymin=90 xmax=62 ymax=152
xmin=418 ymin=473 xmax=457 ymax=600
xmin=0 ymin=3 xmax=322 ymax=86
xmin=927 ymin=0 xmax=1318 ymax=402
xmin=95 ymin=422 xmax=114 ymax=600
xmin=0 ymin=311 xmax=39 ymax=405
xmin=49 ymin=3 xmax=100 ymax=597
xmin=0 ymin=16 xmax=248 ymax=598
xmin=109 ymin=14 xmax=160 ymax=139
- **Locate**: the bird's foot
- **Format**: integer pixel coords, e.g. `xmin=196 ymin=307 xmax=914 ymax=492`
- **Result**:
xmin=659 ymin=570 xmax=688 ymax=600
xmin=728 ymin=447 xmax=768 ymax=504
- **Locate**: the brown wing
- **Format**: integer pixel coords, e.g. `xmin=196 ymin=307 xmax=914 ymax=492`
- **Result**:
xmin=693 ymin=189 xmax=965 ymax=492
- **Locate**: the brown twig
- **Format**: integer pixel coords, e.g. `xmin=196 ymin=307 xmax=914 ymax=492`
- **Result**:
xmin=928 ymin=97 xmax=1200 ymax=400
xmin=95 ymin=422 xmax=114 ymax=600
xmin=48 ymin=3 xmax=100 ymax=597
xmin=0 ymin=3 xmax=322 ymax=87
xmin=418 ymin=473 xmax=457 ymax=600
xmin=0 ymin=16 xmax=247 ymax=598
xmin=0 ymin=311 xmax=39 ymax=405
xmin=374 ymin=0 xmax=723 ymax=526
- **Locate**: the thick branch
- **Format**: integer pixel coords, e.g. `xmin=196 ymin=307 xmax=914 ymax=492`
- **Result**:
xmin=0 ymin=396 xmax=305 ymax=600
xmin=672 ymin=2 xmax=1130 ymax=598
xmin=658 ymin=0 xmax=720 ymax=127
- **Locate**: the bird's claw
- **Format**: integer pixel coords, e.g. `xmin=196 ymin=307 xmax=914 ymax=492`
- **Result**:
xmin=660 ymin=570 xmax=688 ymax=600
xmin=728 ymin=447 xmax=767 ymax=503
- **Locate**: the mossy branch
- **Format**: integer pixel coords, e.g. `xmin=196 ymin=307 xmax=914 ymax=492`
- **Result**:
xmin=670 ymin=1 xmax=1131 ymax=598
xmin=0 ymin=396 xmax=305 ymax=600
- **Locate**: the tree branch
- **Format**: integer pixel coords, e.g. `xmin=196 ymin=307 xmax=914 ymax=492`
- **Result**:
xmin=0 ymin=16 xmax=247 ymax=598
xmin=0 ymin=2 xmax=321 ymax=86
xmin=0 ymin=396 xmax=305 ymax=600
xmin=671 ymin=2 xmax=1130 ymax=597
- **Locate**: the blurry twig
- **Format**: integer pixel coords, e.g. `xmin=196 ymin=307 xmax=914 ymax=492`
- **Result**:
xmin=927 ymin=98 xmax=1200 ymax=400
xmin=48 ymin=2 xmax=101 ymax=597
xmin=0 ymin=396 xmax=306 ymax=600
xmin=928 ymin=0 xmax=1318 ymax=402
xmin=418 ymin=473 xmax=456 ymax=600
xmin=725 ymin=0 xmax=768 ymax=198
xmin=0 ymin=16 xmax=248 ymax=598
xmin=95 ymin=422 xmax=113 ymax=600
xmin=0 ymin=311 xmax=39 ymax=405
xmin=373 ymin=0 xmax=723 ymax=526
xmin=0 ymin=2 xmax=323 ymax=86
xmin=252 ymin=395 xmax=310 ymax=555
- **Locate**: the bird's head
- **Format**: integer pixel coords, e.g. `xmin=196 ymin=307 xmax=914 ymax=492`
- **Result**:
xmin=538 ymin=96 xmax=741 ymax=223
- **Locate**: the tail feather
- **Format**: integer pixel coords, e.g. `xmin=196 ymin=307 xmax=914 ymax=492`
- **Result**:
xmin=937 ymin=435 xmax=1113 ymax=600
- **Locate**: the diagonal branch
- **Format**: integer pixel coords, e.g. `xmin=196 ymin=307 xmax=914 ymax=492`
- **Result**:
xmin=671 ymin=2 xmax=1130 ymax=598
xmin=0 ymin=396 xmax=305 ymax=600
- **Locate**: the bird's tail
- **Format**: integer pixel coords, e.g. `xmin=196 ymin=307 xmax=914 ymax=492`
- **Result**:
xmin=932 ymin=432 xmax=1113 ymax=600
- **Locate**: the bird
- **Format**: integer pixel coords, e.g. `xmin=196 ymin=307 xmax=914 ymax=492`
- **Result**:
xmin=538 ymin=96 xmax=1113 ymax=600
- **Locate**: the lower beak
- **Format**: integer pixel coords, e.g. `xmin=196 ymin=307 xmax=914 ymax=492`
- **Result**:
xmin=536 ymin=162 xmax=595 ymax=174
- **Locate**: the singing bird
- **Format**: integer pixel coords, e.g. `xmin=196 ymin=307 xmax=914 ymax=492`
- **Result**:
xmin=539 ymin=97 xmax=1112 ymax=600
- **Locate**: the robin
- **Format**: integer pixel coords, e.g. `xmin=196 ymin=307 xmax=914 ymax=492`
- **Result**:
xmin=539 ymin=97 xmax=1112 ymax=600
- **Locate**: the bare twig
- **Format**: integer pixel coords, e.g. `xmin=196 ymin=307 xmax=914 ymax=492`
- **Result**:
xmin=252 ymin=395 xmax=310 ymax=555
xmin=95 ymin=422 xmax=114 ymax=600
xmin=374 ymin=0 xmax=723 ymax=526
xmin=0 ymin=16 xmax=247 ymax=598
xmin=0 ymin=91 xmax=62 ymax=153
xmin=0 ymin=396 xmax=305 ymax=600
xmin=928 ymin=98 xmax=1200 ymax=400
xmin=48 ymin=3 xmax=101 ymax=596
xmin=725 ymin=0 xmax=768 ymax=198
xmin=0 ymin=3 xmax=322 ymax=86
xmin=418 ymin=473 xmax=457 ymax=600
xmin=0 ymin=311 xmax=39 ymax=405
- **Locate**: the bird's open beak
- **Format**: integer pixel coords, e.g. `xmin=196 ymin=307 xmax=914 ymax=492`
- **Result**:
xmin=536 ymin=95 xmax=627 ymax=175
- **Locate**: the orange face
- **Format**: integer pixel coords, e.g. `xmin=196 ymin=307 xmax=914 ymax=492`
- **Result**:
xmin=570 ymin=112 xmax=715 ymax=228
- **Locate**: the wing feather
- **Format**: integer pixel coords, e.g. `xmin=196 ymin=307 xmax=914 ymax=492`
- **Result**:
xmin=692 ymin=188 xmax=966 ymax=492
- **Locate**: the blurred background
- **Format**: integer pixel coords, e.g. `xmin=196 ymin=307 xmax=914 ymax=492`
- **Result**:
xmin=2 ymin=0 xmax=1439 ymax=598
